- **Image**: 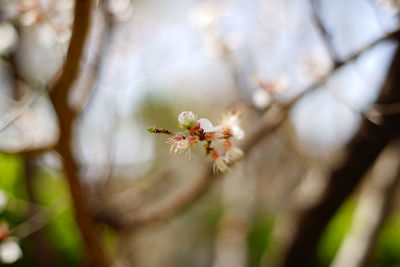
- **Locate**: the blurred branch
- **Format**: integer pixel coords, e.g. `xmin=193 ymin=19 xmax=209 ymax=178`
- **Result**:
xmin=0 ymin=85 xmax=47 ymax=131
xmin=0 ymin=55 xmax=50 ymax=132
xmin=212 ymin=167 xmax=255 ymax=267
xmin=331 ymin=143 xmax=400 ymax=267
xmin=95 ymin=101 xmax=288 ymax=229
xmin=287 ymin=28 xmax=400 ymax=107
xmin=309 ymin=0 xmax=342 ymax=65
xmin=10 ymin=160 xmax=68 ymax=240
xmin=96 ymin=27 xmax=400 ymax=231
xmin=249 ymin=28 xmax=400 ymax=149
xmin=11 ymin=196 xmax=68 ymax=240
xmin=369 ymin=101 xmax=400 ymax=116
xmin=49 ymin=0 xmax=109 ymax=266
xmin=220 ymin=44 xmax=256 ymax=106
xmin=75 ymin=0 xmax=117 ymax=113
xmin=270 ymin=31 xmax=400 ymax=267
xmin=97 ymin=170 xmax=175 ymax=217
xmin=0 ymin=42 xmax=58 ymax=154
xmin=0 ymin=20 xmax=397 ymax=150
xmin=0 ymin=144 xmax=57 ymax=156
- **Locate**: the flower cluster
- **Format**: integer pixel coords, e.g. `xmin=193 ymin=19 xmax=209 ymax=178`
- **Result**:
xmin=147 ymin=111 xmax=245 ymax=173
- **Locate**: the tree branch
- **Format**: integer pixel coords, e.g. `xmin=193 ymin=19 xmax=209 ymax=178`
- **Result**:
xmin=272 ymin=31 xmax=400 ymax=267
xmin=331 ymin=143 xmax=400 ymax=267
xmin=49 ymin=0 xmax=109 ymax=266
xmin=75 ymin=0 xmax=116 ymax=113
xmin=309 ymin=0 xmax=342 ymax=65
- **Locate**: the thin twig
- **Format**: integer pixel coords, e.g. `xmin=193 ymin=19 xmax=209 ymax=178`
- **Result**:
xmin=12 ymin=196 xmax=69 ymax=240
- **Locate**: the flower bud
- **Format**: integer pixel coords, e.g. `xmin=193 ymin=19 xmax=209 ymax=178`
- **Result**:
xmin=178 ymin=111 xmax=197 ymax=128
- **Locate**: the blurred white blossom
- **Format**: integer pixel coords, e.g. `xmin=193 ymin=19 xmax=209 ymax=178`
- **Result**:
xmin=221 ymin=113 xmax=245 ymax=140
xmin=252 ymin=89 xmax=272 ymax=109
xmin=0 ymin=238 xmax=22 ymax=264
xmin=190 ymin=2 xmax=226 ymax=28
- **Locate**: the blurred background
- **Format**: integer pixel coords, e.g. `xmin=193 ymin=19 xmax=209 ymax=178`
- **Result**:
xmin=0 ymin=0 xmax=400 ymax=266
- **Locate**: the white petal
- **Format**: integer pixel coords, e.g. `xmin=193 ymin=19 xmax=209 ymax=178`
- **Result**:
xmin=198 ymin=118 xmax=221 ymax=132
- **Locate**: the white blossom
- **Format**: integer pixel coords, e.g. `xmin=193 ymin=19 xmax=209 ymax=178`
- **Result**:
xmin=231 ymin=125 xmax=245 ymax=140
xmin=0 ymin=238 xmax=22 ymax=264
xmin=252 ymin=89 xmax=272 ymax=109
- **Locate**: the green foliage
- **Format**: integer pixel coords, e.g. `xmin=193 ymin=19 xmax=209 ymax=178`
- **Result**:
xmin=0 ymin=155 xmax=84 ymax=267
xmin=0 ymin=154 xmax=25 ymax=199
xmin=374 ymin=214 xmax=400 ymax=266
xmin=247 ymin=215 xmax=274 ymax=267
xmin=318 ymin=198 xmax=400 ymax=267
xmin=33 ymin=169 xmax=83 ymax=266
xmin=0 ymin=154 xmax=26 ymax=227
xmin=45 ymin=211 xmax=83 ymax=266
xmin=33 ymin=169 xmax=67 ymax=205
xmin=317 ymin=198 xmax=356 ymax=267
